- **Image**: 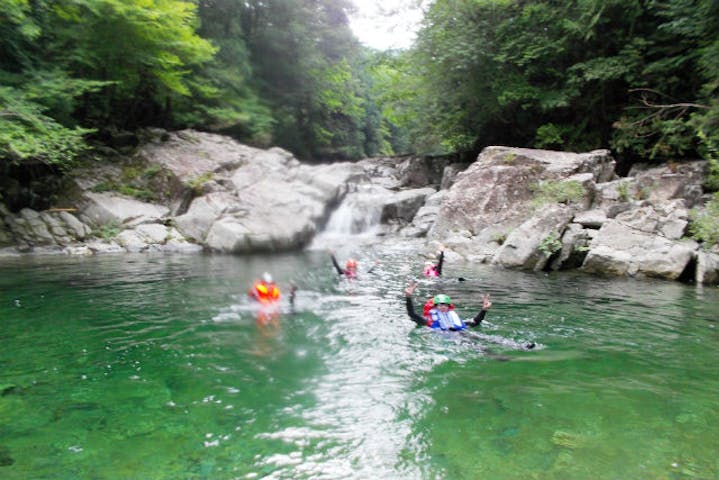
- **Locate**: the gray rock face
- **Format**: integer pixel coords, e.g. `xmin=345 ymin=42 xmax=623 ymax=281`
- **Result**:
xmin=493 ymin=204 xmax=575 ymax=271
xmin=3 ymin=129 xmax=716 ymax=284
xmin=139 ymin=130 xmax=362 ymax=252
xmin=696 ymin=249 xmax=719 ymax=284
xmin=430 ymin=147 xmax=614 ymax=241
xmin=582 ymin=220 xmax=698 ymax=279
xmin=417 ymin=146 xmax=714 ymax=283
xmin=2 ymin=130 xmax=446 ymax=256
xmin=80 ymin=192 xmax=170 ymax=228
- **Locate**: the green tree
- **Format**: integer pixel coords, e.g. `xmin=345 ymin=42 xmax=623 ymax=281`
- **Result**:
xmin=240 ymin=0 xmax=382 ymax=160
xmin=1 ymin=0 xmax=219 ymax=170
xmin=53 ymin=0 xmax=217 ymax=128
xmin=190 ymin=0 xmax=274 ymax=144
xmin=402 ymin=0 xmax=719 ymax=169
xmin=0 ymin=0 xmax=99 ymax=169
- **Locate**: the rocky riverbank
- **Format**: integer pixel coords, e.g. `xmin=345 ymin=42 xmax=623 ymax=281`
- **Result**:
xmin=1 ymin=129 xmax=717 ymax=284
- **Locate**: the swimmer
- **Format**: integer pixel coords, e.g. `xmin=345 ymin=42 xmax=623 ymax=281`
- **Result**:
xmin=404 ymin=281 xmax=488 ymax=330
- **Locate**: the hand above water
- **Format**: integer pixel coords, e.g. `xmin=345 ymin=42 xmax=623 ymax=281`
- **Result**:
xmin=482 ymin=293 xmax=492 ymax=311
xmin=404 ymin=282 xmax=418 ymax=297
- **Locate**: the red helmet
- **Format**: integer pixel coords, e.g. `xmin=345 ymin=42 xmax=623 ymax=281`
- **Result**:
xmin=346 ymin=258 xmax=357 ymax=269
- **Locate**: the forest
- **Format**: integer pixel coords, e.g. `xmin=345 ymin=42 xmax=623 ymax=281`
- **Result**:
xmin=1 ymin=0 xmax=717 ymax=178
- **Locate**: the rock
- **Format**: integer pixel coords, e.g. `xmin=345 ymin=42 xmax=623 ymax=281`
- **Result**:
xmin=80 ymin=192 xmax=170 ymax=228
xmin=379 ymin=187 xmax=436 ymax=223
xmin=573 ymin=209 xmax=607 ymax=229
xmin=115 ymin=230 xmax=148 ymax=252
xmin=174 ymin=192 xmax=233 ymax=243
xmin=493 ymin=204 xmax=575 ymax=271
xmin=440 ymin=163 xmax=467 ymax=190
xmin=135 ymin=223 xmax=170 ymax=244
xmin=19 ymin=208 xmax=55 ymax=244
xmin=85 ymin=241 xmax=125 ymax=254
xmin=582 ymin=220 xmax=698 ymax=279
xmin=430 ymin=146 xmax=615 ymax=246
xmin=550 ymin=223 xmax=595 ymax=270
xmin=696 ymin=249 xmax=719 ymax=284
xmin=628 ymin=161 xmax=708 ymax=207
xmin=64 ymin=245 xmax=93 ymax=255
xmin=58 ymin=211 xmax=92 ymax=239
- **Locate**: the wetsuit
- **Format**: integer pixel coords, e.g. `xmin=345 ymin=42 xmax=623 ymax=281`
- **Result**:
xmin=405 ymin=296 xmax=486 ymax=330
xmin=435 ymin=251 xmax=444 ymax=275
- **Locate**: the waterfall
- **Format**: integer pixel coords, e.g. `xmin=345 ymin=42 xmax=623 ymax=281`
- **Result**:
xmin=312 ymin=185 xmax=385 ymax=247
xmin=324 ymin=195 xmax=382 ymax=235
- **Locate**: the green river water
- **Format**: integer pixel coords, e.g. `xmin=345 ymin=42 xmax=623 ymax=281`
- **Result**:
xmin=1 ymin=249 xmax=718 ymax=480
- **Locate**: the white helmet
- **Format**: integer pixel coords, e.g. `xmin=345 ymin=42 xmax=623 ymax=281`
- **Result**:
xmin=261 ymin=272 xmax=273 ymax=283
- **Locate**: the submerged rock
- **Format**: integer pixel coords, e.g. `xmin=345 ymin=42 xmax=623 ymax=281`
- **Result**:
xmin=0 ymin=445 xmax=14 ymax=467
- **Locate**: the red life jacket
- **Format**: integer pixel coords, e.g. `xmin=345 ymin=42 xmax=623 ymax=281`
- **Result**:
xmin=422 ymin=298 xmax=455 ymax=326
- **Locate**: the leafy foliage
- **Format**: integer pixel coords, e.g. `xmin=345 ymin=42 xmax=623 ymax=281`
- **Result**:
xmin=3 ymin=0 xmax=719 ymax=196
xmin=689 ymin=193 xmax=719 ymax=248
xmin=0 ymin=85 xmax=93 ymax=169
xmin=538 ymin=233 xmax=563 ymax=257
xmin=92 ymin=220 xmax=122 ymax=240
xmin=531 ymin=180 xmax=586 ymax=208
xmin=400 ymin=0 xmax=719 ymax=169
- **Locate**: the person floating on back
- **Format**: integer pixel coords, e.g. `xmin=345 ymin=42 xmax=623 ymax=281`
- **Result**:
xmin=404 ymin=282 xmax=536 ymax=349
xmin=404 ymin=281 xmax=487 ymax=330
xmin=423 ymin=250 xmax=444 ymax=278
xmin=249 ymin=272 xmax=281 ymax=304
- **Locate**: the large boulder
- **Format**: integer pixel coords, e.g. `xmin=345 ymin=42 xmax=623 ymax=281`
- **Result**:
xmin=431 ymin=147 xmax=614 ymax=241
xmin=696 ymin=249 xmax=719 ymax=284
xmin=428 ymin=147 xmax=615 ymax=263
xmin=132 ymin=130 xmax=364 ymax=252
xmin=581 ymin=216 xmax=697 ymax=280
xmin=137 ymin=129 xmax=259 ymax=181
xmin=79 ymin=192 xmax=170 ymax=228
xmin=1 ymin=206 xmax=93 ymax=250
xmin=174 ymin=192 xmax=234 ymax=243
xmin=628 ymin=161 xmax=708 ymax=208
xmin=493 ymin=204 xmax=575 ymax=271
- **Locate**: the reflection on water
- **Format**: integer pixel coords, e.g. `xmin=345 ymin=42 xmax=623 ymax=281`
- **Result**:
xmin=1 ymin=251 xmax=718 ymax=479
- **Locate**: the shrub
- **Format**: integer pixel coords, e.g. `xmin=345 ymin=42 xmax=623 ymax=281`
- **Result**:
xmin=538 ymin=233 xmax=563 ymax=257
xmin=186 ymin=172 xmax=214 ymax=195
xmin=492 ymin=231 xmax=508 ymax=245
xmin=93 ymin=221 xmax=122 ymax=240
xmin=704 ymin=158 xmax=719 ymax=192
xmin=617 ymin=181 xmax=630 ymax=202
xmin=531 ymin=180 xmax=586 ymax=208
xmin=689 ymin=192 xmax=719 ymax=249
xmin=698 ymin=129 xmax=719 ymax=192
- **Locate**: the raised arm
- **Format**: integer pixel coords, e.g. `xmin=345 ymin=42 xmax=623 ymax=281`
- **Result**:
xmin=404 ymin=282 xmax=427 ymax=327
xmin=466 ymin=293 xmax=492 ymax=328
xmin=288 ymin=283 xmax=297 ymax=309
xmin=330 ymin=252 xmax=344 ymax=275
xmin=436 ymin=251 xmax=445 ymax=276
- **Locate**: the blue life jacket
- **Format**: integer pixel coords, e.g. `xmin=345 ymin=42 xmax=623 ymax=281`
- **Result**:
xmin=428 ymin=308 xmax=466 ymax=330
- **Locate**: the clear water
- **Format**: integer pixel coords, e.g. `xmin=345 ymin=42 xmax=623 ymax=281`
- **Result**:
xmin=1 ymin=251 xmax=718 ymax=479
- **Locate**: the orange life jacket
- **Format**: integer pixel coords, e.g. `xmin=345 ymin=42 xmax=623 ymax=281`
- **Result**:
xmin=250 ymin=281 xmax=280 ymax=304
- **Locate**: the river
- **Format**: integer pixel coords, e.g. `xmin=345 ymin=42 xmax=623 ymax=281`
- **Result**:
xmin=1 ymin=248 xmax=718 ymax=479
